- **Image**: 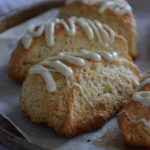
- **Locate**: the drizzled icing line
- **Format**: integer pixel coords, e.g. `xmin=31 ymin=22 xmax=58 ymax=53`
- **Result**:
xmin=133 ymin=91 xmax=150 ymax=107
xmin=118 ymin=110 xmax=150 ymax=127
xmin=29 ymin=50 xmax=117 ymax=95
xmin=66 ymin=0 xmax=132 ymax=16
xmin=133 ymin=71 xmax=150 ymax=106
xmin=22 ymin=17 xmax=115 ymax=49
xmin=118 ymin=71 xmax=150 ymax=126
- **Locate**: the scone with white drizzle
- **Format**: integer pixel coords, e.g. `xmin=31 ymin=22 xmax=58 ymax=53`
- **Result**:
xmin=9 ymin=16 xmax=130 ymax=82
xmin=118 ymin=71 xmax=150 ymax=148
xmin=20 ymin=50 xmax=140 ymax=137
xmin=58 ymin=0 xmax=138 ymax=58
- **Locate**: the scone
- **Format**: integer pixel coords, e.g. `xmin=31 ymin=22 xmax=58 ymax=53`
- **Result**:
xmin=118 ymin=71 xmax=150 ymax=148
xmin=8 ymin=17 xmax=130 ymax=82
xmin=58 ymin=0 xmax=138 ymax=58
xmin=20 ymin=50 xmax=140 ymax=137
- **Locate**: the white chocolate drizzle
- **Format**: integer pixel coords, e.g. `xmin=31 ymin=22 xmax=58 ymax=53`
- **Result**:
xmin=66 ymin=0 xmax=132 ymax=16
xmin=118 ymin=110 xmax=150 ymax=127
xmin=29 ymin=50 xmax=117 ymax=96
xmin=66 ymin=78 xmax=88 ymax=99
xmin=118 ymin=71 xmax=150 ymax=126
xmin=133 ymin=71 xmax=150 ymax=106
xmin=133 ymin=91 xmax=150 ymax=107
xmin=22 ymin=17 xmax=115 ymax=49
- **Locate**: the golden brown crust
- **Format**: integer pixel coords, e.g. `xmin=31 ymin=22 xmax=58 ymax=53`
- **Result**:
xmin=20 ymin=57 xmax=140 ymax=137
xmin=58 ymin=1 xmax=138 ymax=58
xmin=9 ymin=41 xmax=27 ymax=82
xmin=117 ymin=84 xmax=150 ymax=148
xmin=9 ymin=23 xmax=130 ymax=82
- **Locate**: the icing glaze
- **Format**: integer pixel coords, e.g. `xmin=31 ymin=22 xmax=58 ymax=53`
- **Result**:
xmin=29 ymin=65 xmax=56 ymax=92
xmin=22 ymin=17 xmax=115 ymax=49
xmin=29 ymin=50 xmax=117 ymax=93
xmin=133 ymin=91 xmax=150 ymax=107
xmin=22 ymin=34 xmax=32 ymax=49
xmin=27 ymin=24 xmax=45 ymax=37
xmin=132 ymin=71 xmax=150 ymax=106
xmin=66 ymin=0 xmax=132 ymax=16
xmin=136 ymin=78 xmax=150 ymax=91
xmin=98 ymin=0 xmax=132 ymax=16
xmin=118 ymin=71 xmax=150 ymax=126
xmin=118 ymin=110 xmax=150 ymax=127
xmin=66 ymin=78 xmax=87 ymax=99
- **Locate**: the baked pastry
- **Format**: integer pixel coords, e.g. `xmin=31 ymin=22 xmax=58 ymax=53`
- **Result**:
xmin=8 ymin=16 xmax=130 ymax=82
xmin=58 ymin=0 xmax=138 ymax=58
xmin=20 ymin=50 xmax=140 ymax=137
xmin=118 ymin=71 xmax=150 ymax=148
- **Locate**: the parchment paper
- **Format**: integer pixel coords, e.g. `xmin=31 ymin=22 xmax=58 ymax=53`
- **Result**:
xmin=0 ymin=1 xmax=150 ymax=150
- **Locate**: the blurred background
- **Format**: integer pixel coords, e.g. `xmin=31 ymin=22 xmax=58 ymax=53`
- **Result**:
xmin=0 ymin=0 xmax=43 ymax=17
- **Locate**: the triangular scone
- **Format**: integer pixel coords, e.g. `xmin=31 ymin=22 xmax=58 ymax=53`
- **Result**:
xmin=118 ymin=72 xmax=150 ymax=148
xmin=9 ymin=17 xmax=130 ymax=82
xmin=20 ymin=50 xmax=140 ymax=137
xmin=58 ymin=0 xmax=138 ymax=58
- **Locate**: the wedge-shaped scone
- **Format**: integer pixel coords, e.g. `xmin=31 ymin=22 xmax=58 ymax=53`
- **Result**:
xmin=9 ymin=17 xmax=130 ymax=82
xmin=20 ymin=50 xmax=140 ymax=137
xmin=118 ymin=71 xmax=150 ymax=148
xmin=59 ymin=0 xmax=138 ymax=58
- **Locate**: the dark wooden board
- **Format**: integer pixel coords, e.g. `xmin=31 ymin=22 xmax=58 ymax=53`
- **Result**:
xmin=0 ymin=115 xmax=46 ymax=150
xmin=0 ymin=0 xmax=64 ymax=33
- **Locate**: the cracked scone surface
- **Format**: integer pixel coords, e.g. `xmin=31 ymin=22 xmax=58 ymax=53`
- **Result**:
xmin=20 ymin=56 xmax=140 ymax=137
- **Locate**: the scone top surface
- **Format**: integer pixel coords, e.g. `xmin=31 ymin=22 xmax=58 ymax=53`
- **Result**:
xmin=59 ymin=0 xmax=138 ymax=58
xmin=118 ymin=71 xmax=150 ymax=148
xmin=29 ymin=50 xmax=118 ymax=93
xmin=22 ymin=16 xmax=116 ymax=49
xmin=9 ymin=16 xmax=130 ymax=82
xmin=66 ymin=0 xmax=132 ymax=16
xmin=20 ymin=50 xmax=140 ymax=137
